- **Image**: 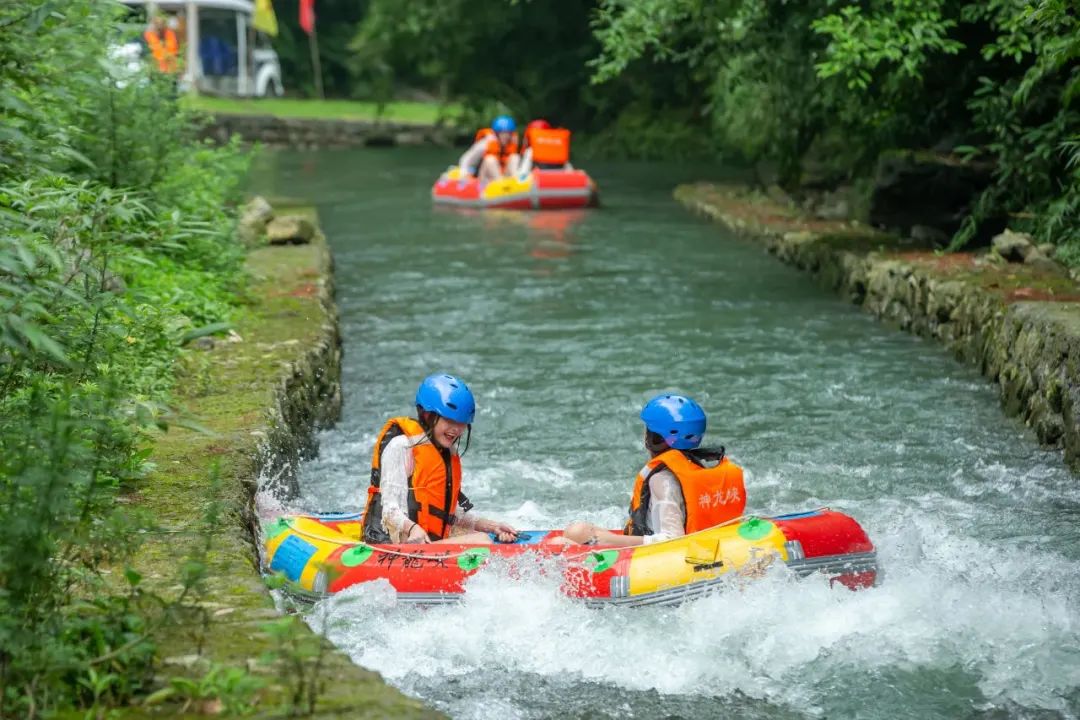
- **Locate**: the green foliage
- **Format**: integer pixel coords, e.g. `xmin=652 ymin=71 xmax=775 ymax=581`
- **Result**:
xmin=147 ymin=663 xmax=266 ymax=715
xmin=590 ymin=0 xmax=1080 ymax=255
xmin=351 ymin=0 xmax=608 ymax=129
xmin=260 ymin=614 xmax=331 ymax=716
xmin=812 ymin=1 xmax=964 ymax=91
xmin=591 ymin=0 xmax=831 ymax=181
xmin=0 ymin=0 xmax=250 ymax=715
xmin=270 ymin=0 xmax=370 ymax=98
xmin=581 ymin=101 xmax=714 ymax=161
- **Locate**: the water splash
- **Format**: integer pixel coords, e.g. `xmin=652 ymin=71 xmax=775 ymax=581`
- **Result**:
xmin=250 ymin=149 xmax=1080 ymax=719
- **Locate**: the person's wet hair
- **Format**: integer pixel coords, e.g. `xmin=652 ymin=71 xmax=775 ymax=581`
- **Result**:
xmin=645 ymin=429 xmax=724 ymax=465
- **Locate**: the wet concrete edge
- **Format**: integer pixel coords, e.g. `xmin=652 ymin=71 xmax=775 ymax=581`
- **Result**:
xmin=675 ymin=183 xmax=1080 ymax=473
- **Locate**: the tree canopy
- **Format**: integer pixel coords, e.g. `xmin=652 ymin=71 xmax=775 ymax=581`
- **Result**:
xmin=310 ymin=0 xmax=1076 ymax=252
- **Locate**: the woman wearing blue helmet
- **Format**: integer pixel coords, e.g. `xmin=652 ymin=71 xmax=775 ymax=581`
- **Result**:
xmin=561 ymin=393 xmax=745 ymax=546
xmin=457 ymin=114 xmax=521 ymax=184
xmin=360 ymin=373 xmax=518 ymax=544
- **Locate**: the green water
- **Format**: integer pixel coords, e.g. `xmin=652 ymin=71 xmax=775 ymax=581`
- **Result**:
xmin=252 ymin=148 xmax=1080 ymax=720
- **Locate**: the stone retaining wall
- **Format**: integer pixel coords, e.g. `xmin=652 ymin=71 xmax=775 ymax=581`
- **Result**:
xmin=676 ymin=183 xmax=1080 ymax=471
xmin=254 ymin=233 xmax=341 ymax=503
xmin=202 ymin=113 xmax=469 ymax=149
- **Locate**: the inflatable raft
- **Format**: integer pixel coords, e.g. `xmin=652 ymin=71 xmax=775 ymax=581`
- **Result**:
xmin=262 ymin=508 xmax=878 ymax=607
xmin=431 ymin=166 xmax=597 ymax=210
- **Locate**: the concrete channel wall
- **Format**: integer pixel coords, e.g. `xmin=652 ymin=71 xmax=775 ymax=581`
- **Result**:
xmin=202 ymin=113 xmax=469 ymax=149
xmin=676 ymin=183 xmax=1080 ymax=472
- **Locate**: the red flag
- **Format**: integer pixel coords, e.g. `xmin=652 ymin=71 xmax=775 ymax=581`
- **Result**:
xmin=299 ymin=0 xmax=315 ymax=35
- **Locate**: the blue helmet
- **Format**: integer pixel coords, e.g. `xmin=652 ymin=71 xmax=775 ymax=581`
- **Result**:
xmin=640 ymin=394 xmax=706 ymax=450
xmin=492 ymin=115 xmax=516 ymax=133
xmin=415 ymin=373 xmax=476 ymax=424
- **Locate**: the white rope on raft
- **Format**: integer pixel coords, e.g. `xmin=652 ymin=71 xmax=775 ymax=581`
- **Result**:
xmin=278 ymin=509 xmax=830 ymax=564
xmin=282 ymin=517 xmax=505 ymax=560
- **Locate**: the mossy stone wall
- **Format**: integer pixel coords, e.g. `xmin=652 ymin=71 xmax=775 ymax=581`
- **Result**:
xmin=676 ymin=183 xmax=1080 ymax=471
xmin=202 ymin=114 xmax=470 ymax=149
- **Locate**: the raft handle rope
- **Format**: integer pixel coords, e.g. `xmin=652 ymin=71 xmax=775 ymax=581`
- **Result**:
xmin=560 ymin=506 xmax=833 ymax=559
xmin=277 ymin=508 xmax=833 ymax=562
xmin=282 ymin=517 xmax=492 ymax=560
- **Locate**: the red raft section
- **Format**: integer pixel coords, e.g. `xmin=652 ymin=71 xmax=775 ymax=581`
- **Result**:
xmin=431 ymin=168 xmax=598 ymax=210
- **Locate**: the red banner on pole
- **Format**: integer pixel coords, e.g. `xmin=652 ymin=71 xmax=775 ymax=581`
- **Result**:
xmin=299 ymin=0 xmax=315 ymax=35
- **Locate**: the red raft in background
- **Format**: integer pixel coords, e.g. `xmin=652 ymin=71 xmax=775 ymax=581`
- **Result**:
xmin=263 ymin=508 xmax=879 ymax=607
xmin=431 ymin=166 xmax=598 ymax=210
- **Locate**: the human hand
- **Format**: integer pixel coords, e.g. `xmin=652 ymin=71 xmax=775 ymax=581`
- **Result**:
xmin=479 ymin=519 xmax=518 ymax=543
xmin=406 ymin=523 xmax=430 ymax=544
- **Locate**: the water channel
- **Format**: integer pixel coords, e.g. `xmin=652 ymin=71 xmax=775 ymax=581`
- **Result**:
xmin=251 ymin=147 xmax=1080 ymax=719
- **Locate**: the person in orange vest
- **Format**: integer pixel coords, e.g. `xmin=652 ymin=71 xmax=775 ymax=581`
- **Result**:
xmin=519 ymin=119 xmax=574 ymax=175
xmin=143 ymin=13 xmax=180 ymax=74
xmin=457 ymin=115 xmax=520 ymax=184
xmin=360 ymin=373 xmax=519 ymax=545
xmin=560 ymin=394 xmax=746 ymax=546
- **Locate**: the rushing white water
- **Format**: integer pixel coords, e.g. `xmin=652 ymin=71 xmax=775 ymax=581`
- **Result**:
xmin=252 ymin=148 xmax=1080 ymax=719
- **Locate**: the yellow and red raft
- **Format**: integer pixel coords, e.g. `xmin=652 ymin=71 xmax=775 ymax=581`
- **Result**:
xmin=431 ymin=166 xmax=598 ymax=210
xmin=262 ymin=508 xmax=878 ymax=607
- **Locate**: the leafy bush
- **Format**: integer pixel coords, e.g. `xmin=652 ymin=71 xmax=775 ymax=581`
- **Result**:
xmin=0 ymin=0 xmax=250 ymax=715
xmin=591 ymin=0 xmax=1080 ymax=255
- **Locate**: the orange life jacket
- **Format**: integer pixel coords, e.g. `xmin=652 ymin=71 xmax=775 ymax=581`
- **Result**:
xmin=625 ymin=449 xmax=745 ymax=536
xmin=526 ymin=127 xmax=571 ymax=166
xmin=360 ymin=416 xmax=471 ymax=543
xmin=476 ymin=128 xmax=519 ymax=168
xmin=144 ymin=28 xmax=179 ymax=74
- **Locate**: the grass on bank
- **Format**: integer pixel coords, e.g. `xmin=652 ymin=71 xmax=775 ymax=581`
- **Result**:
xmin=117 ymin=215 xmax=440 ymax=719
xmin=186 ymin=95 xmax=464 ymax=125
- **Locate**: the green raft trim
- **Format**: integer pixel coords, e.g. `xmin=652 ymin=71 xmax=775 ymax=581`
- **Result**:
xmin=457 ymin=547 xmax=490 ymax=571
xmin=737 ymin=517 xmax=774 ymax=541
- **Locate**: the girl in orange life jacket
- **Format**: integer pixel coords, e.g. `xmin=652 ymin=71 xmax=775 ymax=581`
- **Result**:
xmin=560 ymin=394 xmax=746 ymax=547
xmin=457 ymin=115 xmax=521 ymax=184
xmin=360 ymin=373 xmax=518 ymax=545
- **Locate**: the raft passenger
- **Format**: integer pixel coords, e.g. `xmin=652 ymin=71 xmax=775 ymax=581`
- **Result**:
xmin=519 ymin=119 xmax=573 ymax=175
xmin=143 ymin=12 xmax=180 ymax=74
xmin=561 ymin=394 xmax=745 ymax=546
xmin=360 ymin=373 xmax=518 ymax=545
xmin=458 ymin=115 xmax=520 ymax=184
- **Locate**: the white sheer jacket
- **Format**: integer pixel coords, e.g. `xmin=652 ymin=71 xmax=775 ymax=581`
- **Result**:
xmin=638 ymin=466 xmax=687 ymax=545
xmin=457 ymin=133 xmax=493 ymax=174
xmin=376 ymin=433 xmax=479 ymax=542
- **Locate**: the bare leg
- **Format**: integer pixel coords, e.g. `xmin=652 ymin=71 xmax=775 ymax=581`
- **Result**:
xmin=561 ymin=522 xmax=643 ymax=548
xmin=434 ymin=530 xmax=493 ymax=544
xmin=478 ymin=155 xmax=502 ymax=184
xmin=504 ymin=153 xmax=521 ymax=177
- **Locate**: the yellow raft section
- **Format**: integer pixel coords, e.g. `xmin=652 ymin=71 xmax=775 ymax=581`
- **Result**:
xmin=263 ymin=516 xmax=362 ymax=592
xmin=442 ymin=166 xmax=534 ymax=201
xmin=618 ymin=517 xmax=789 ymax=598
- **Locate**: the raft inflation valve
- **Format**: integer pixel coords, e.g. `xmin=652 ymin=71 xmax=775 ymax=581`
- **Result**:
xmin=313 ymin=570 xmax=329 ymax=594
